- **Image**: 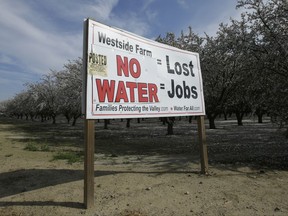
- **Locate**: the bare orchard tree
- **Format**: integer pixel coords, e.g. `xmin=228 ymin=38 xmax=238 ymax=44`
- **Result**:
xmin=237 ymin=0 xmax=288 ymax=135
xmin=28 ymin=74 xmax=61 ymax=124
xmin=0 ymin=100 xmax=9 ymax=116
xmin=216 ymin=19 xmax=255 ymax=126
xmin=53 ymin=59 xmax=83 ymax=126
xmin=200 ymin=27 xmax=240 ymax=129
xmin=4 ymin=92 xmax=25 ymax=119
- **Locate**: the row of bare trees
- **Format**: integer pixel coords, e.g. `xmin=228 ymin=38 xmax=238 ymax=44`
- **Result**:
xmin=1 ymin=59 xmax=82 ymax=125
xmin=1 ymin=0 xmax=287 ymax=135
xmin=157 ymin=0 xmax=288 ymax=133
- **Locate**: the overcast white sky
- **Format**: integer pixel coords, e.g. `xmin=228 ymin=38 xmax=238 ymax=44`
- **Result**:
xmin=0 ymin=0 xmax=243 ymax=101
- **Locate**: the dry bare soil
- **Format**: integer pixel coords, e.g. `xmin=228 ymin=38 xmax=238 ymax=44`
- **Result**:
xmin=0 ymin=117 xmax=288 ymax=216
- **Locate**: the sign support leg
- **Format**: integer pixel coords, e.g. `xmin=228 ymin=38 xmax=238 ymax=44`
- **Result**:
xmin=84 ymin=119 xmax=95 ymax=209
xmin=197 ymin=116 xmax=208 ymax=174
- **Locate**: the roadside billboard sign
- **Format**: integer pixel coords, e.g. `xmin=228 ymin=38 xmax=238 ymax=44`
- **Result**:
xmin=83 ymin=19 xmax=205 ymax=119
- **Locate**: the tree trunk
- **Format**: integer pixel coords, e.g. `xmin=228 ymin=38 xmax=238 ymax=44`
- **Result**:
xmin=235 ymin=111 xmax=244 ymax=126
xmin=52 ymin=115 xmax=56 ymax=124
xmin=257 ymin=114 xmax=263 ymax=123
xmin=255 ymin=108 xmax=264 ymax=123
xmin=104 ymin=119 xmax=109 ymax=129
xmin=64 ymin=114 xmax=71 ymax=124
xmin=223 ymin=111 xmax=228 ymax=120
xmin=208 ymin=118 xmax=216 ymax=129
xmin=166 ymin=117 xmax=175 ymax=135
xmin=72 ymin=116 xmax=78 ymax=126
xmin=207 ymin=113 xmax=216 ymax=129
xmin=126 ymin=119 xmax=131 ymax=128
xmin=41 ymin=115 xmax=45 ymax=122
xmin=71 ymin=114 xmax=81 ymax=126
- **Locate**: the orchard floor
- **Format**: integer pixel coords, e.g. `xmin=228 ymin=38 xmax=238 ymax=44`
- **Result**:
xmin=0 ymin=116 xmax=288 ymax=216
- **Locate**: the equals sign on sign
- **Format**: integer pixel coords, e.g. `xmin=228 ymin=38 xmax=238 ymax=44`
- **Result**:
xmin=160 ymin=83 xmax=165 ymax=89
xmin=157 ymin=59 xmax=162 ymax=65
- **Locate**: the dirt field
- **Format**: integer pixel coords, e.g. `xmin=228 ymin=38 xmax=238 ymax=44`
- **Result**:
xmin=0 ymin=117 xmax=288 ymax=216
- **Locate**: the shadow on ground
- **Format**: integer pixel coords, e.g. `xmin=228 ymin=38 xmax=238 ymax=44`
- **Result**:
xmin=0 ymin=165 xmax=202 ymax=209
xmin=0 ymin=153 xmax=200 ymax=200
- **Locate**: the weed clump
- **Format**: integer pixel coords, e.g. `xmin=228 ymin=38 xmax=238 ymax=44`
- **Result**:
xmin=24 ymin=142 xmax=39 ymax=151
xmin=24 ymin=141 xmax=50 ymax=152
xmin=52 ymin=151 xmax=83 ymax=164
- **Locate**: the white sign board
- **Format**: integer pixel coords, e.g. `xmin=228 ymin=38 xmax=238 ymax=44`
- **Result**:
xmin=83 ymin=19 xmax=205 ymax=119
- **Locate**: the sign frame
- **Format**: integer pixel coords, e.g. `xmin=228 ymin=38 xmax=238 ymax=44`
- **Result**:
xmin=82 ymin=18 xmax=208 ymax=209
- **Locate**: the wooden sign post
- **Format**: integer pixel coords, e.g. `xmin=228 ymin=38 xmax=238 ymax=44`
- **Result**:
xmin=84 ymin=119 xmax=95 ymax=209
xmin=197 ymin=116 xmax=208 ymax=174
